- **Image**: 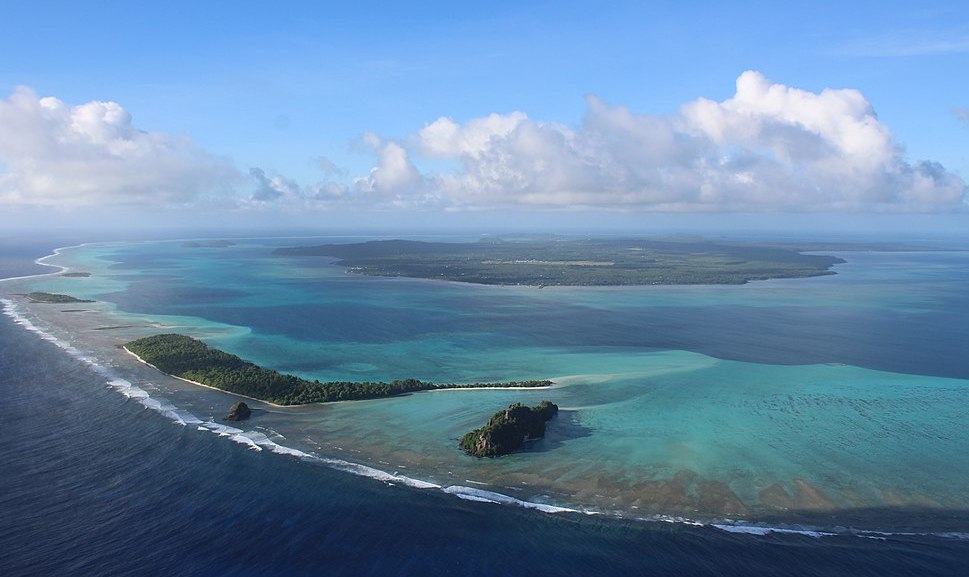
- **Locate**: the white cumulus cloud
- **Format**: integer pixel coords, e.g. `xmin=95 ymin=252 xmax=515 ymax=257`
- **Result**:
xmin=249 ymin=167 xmax=302 ymax=202
xmin=0 ymin=86 xmax=239 ymax=207
xmin=357 ymin=71 xmax=967 ymax=212
xmin=353 ymin=132 xmax=426 ymax=206
xmin=418 ymin=111 xmax=528 ymax=158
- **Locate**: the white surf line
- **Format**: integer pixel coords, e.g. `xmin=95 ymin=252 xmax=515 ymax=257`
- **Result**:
xmin=11 ymin=296 xmax=959 ymax=536
xmin=441 ymin=486 xmax=579 ymax=514
xmin=711 ymin=523 xmax=834 ymax=538
xmin=0 ymin=240 xmax=144 ymax=284
xmin=0 ymin=245 xmax=592 ymax=521
xmin=8 ymin=243 xmax=965 ymax=538
xmin=0 ymin=244 xmax=81 ymax=283
xmin=1 ymin=297 xmax=202 ymax=429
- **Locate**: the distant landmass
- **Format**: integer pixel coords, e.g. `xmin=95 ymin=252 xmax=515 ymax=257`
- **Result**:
xmin=274 ymin=238 xmax=846 ymax=285
xmin=181 ymin=240 xmax=236 ymax=248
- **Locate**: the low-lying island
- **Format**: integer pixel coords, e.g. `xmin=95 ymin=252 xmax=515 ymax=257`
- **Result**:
xmin=124 ymin=333 xmax=552 ymax=406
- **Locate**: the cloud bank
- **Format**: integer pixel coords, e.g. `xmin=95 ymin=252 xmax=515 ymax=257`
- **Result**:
xmin=0 ymin=87 xmax=238 ymax=207
xmin=1 ymin=74 xmax=965 ymax=215
xmin=358 ymin=71 xmax=965 ymax=213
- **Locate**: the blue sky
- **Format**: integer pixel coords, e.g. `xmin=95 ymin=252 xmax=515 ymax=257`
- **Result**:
xmin=1 ymin=1 xmax=967 ymax=233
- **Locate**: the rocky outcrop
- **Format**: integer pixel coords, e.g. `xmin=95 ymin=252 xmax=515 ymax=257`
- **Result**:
xmin=459 ymin=401 xmax=558 ymax=457
xmin=223 ymin=401 xmax=252 ymax=421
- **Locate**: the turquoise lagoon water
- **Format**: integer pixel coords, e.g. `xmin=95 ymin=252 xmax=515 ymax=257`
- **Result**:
xmin=9 ymin=238 xmax=969 ymax=527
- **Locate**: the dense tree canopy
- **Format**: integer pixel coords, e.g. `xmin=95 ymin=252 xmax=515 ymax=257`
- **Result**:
xmin=275 ymin=238 xmax=846 ymax=286
xmin=27 ymin=291 xmax=93 ymax=303
xmin=460 ymin=401 xmax=559 ymax=457
xmin=125 ymin=334 xmax=550 ymax=406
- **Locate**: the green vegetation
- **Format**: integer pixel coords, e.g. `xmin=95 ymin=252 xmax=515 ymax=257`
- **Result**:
xmin=460 ymin=401 xmax=559 ymax=457
xmin=124 ymin=334 xmax=550 ymax=406
xmin=27 ymin=291 xmax=94 ymax=303
xmin=274 ymin=238 xmax=845 ymax=286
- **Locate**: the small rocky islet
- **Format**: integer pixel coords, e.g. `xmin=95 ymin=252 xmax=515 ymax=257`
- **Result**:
xmin=460 ymin=401 xmax=559 ymax=457
xmin=222 ymin=401 xmax=252 ymax=422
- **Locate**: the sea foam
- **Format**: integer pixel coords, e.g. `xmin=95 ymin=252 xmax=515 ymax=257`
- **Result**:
xmin=3 ymin=297 xmax=926 ymax=534
xmin=2 ymin=298 xmax=204 ymax=431
xmin=443 ymin=486 xmax=578 ymax=514
xmin=711 ymin=523 xmax=833 ymax=538
xmin=7 ymin=291 xmax=962 ymax=538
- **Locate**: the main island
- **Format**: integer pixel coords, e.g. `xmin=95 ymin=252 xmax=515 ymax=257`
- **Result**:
xmin=274 ymin=237 xmax=846 ymax=285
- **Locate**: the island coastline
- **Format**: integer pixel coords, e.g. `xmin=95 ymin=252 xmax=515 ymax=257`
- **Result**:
xmin=122 ymin=345 xmax=306 ymax=409
xmin=123 ymin=334 xmax=554 ymax=406
xmin=123 ymin=344 xmax=552 ymax=409
xmin=6 ymin=239 xmax=969 ymax=535
xmin=274 ymin=238 xmax=848 ymax=287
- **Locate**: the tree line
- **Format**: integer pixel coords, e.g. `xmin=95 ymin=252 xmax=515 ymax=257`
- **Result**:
xmin=125 ymin=334 xmax=550 ymax=406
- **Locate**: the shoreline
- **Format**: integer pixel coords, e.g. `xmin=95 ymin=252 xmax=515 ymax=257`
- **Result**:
xmin=10 ymin=303 xmax=964 ymax=537
xmin=431 ymin=384 xmax=555 ymax=391
xmin=122 ymin=345 xmax=556 ymax=409
xmin=122 ymin=346 xmax=303 ymax=409
xmin=7 ymin=239 xmax=969 ymax=537
xmin=0 ymin=243 xmax=79 ymax=284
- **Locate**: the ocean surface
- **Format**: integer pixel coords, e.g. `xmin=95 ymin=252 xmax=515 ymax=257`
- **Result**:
xmin=3 ymin=234 xmax=969 ymax=576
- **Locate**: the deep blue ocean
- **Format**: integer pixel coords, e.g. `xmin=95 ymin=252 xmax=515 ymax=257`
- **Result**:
xmin=3 ymin=237 xmax=969 ymax=576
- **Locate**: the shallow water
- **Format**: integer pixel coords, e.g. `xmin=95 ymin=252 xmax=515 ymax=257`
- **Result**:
xmin=6 ymin=237 xmax=969 ymax=576
xmin=4 ymin=237 xmax=969 ymax=532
